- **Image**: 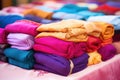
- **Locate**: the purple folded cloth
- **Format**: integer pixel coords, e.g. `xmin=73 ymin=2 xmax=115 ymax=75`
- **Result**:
xmin=33 ymin=37 xmax=87 ymax=59
xmin=98 ymin=44 xmax=117 ymax=61
xmin=7 ymin=33 xmax=34 ymax=50
xmin=34 ymin=52 xmax=89 ymax=76
xmin=107 ymin=1 xmax=120 ymax=8
xmin=5 ymin=20 xmax=41 ymax=36
xmin=0 ymin=28 xmax=7 ymax=44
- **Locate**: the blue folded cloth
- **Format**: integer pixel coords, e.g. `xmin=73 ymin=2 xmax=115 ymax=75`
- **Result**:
xmin=0 ymin=15 xmax=23 ymax=28
xmin=8 ymin=58 xmax=34 ymax=69
xmin=87 ymin=15 xmax=120 ymax=30
xmin=77 ymin=10 xmax=104 ymax=20
xmin=4 ymin=48 xmax=34 ymax=62
xmin=54 ymin=4 xmax=89 ymax=13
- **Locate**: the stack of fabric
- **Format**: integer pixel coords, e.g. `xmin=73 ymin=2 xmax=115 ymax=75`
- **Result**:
xmin=3 ymin=20 xmax=41 ymax=69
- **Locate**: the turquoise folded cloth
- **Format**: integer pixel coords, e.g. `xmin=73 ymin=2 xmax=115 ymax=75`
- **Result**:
xmin=4 ymin=48 xmax=34 ymax=62
xmin=77 ymin=11 xmax=104 ymax=20
xmin=8 ymin=58 xmax=34 ymax=69
xmin=54 ymin=4 xmax=89 ymax=13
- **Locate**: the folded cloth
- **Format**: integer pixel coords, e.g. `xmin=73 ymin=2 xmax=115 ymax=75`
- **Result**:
xmin=86 ymin=36 xmax=102 ymax=52
xmin=101 ymin=38 xmax=113 ymax=46
xmin=22 ymin=9 xmax=53 ymax=19
xmin=24 ymin=14 xmax=59 ymax=24
xmin=54 ymin=4 xmax=89 ymax=13
xmin=0 ymin=15 xmax=23 ymax=28
xmin=5 ymin=20 xmax=41 ymax=36
xmin=88 ymin=51 xmax=102 ymax=66
xmin=0 ymin=54 xmax=8 ymax=62
xmin=52 ymin=12 xmax=84 ymax=20
xmin=93 ymin=4 xmax=120 ymax=15
xmin=7 ymin=33 xmax=34 ymax=50
xmin=112 ymin=41 xmax=120 ymax=53
xmin=4 ymin=48 xmax=34 ymax=62
xmin=98 ymin=44 xmax=117 ymax=61
xmin=83 ymin=22 xmax=101 ymax=37
xmin=77 ymin=10 xmax=104 ymax=20
xmin=87 ymin=16 xmax=120 ymax=30
xmin=36 ymin=28 xmax=88 ymax=42
xmin=0 ymin=28 xmax=7 ymax=43
xmin=36 ymin=19 xmax=85 ymax=32
xmin=92 ymin=21 xmax=114 ymax=40
xmin=8 ymin=58 xmax=34 ymax=69
xmin=33 ymin=37 xmax=87 ymax=59
xmin=34 ymin=52 xmax=89 ymax=76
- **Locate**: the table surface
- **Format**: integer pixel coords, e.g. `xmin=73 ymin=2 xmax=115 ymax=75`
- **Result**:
xmin=0 ymin=54 xmax=120 ymax=80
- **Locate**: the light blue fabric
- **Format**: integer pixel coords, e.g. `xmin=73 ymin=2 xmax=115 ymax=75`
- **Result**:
xmin=87 ymin=15 xmax=120 ymax=30
xmin=54 ymin=4 xmax=89 ymax=13
xmin=8 ymin=58 xmax=34 ymax=69
xmin=77 ymin=10 xmax=104 ymax=20
xmin=52 ymin=12 xmax=85 ymax=20
xmin=4 ymin=48 xmax=34 ymax=62
xmin=35 ymin=5 xmax=55 ymax=12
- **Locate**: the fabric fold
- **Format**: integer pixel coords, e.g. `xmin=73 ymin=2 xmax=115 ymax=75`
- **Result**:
xmin=33 ymin=37 xmax=87 ymax=59
xmin=34 ymin=52 xmax=89 ymax=76
xmin=0 ymin=28 xmax=7 ymax=44
xmin=5 ymin=20 xmax=41 ymax=36
xmin=7 ymin=33 xmax=34 ymax=50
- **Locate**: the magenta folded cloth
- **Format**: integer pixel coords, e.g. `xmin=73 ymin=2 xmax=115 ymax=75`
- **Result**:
xmin=7 ymin=33 xmax=34 ymax=50
xmin=5 ymin=20 xmax=41 ymax=36
xmin=98 ymin=44 xmax=117 ymax=61
xmin=0 ymin=28 xmax=7 ymax=44
xmin=33 ymin=37 xmax=87 ymax=59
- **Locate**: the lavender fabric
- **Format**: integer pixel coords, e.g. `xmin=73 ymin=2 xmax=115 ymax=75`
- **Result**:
xmin=34 ymin=52 xmax=89 ymax=76
xmin=5 ymin=20 xmax=40 ymax=36
xmin=7 ymin=33 xmax=34 ymax=50
xmin=98 ymin=44 xmax=117 ymax=61
xmin=107 ymin=1 xmax=120 ymax=8
xmin=24 ymin=15 xmax=60 ymax=24
xmin=33 ymin=37 xmax=87 ymax=59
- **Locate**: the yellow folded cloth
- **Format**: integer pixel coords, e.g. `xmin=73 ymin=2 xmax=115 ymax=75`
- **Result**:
xmin=83 ymin=22 xmax=101 ymax=37
xmin=22 ymin=9 xmax=53 ymax=19
xmin=92 ymin=21 xmax=114 ymax=40
xmin=37 ymin=19 xmax=85 ymax=32
xmin=36 ymin=30 xmax=88 ymax=42
xmin=88 ymin=51 xmax=102 ymax=66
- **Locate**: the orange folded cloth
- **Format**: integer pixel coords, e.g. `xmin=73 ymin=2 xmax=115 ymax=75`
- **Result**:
xmin=92 ymin=21 xmax=114 ymax=40
xmin=83 ymin=22 xmax=101 ymax=37
xmin=101 ymin=38 xmax=113 ymax=46
xmin=36 ymin=19 xmax=85 ymax=32
xmin=36 ymin=29 xmax=88 ymax=42
xmin=88 ymin=51 xmax=102 ymax=66
xmin=22 ymin=9 xmax=53 ymax=19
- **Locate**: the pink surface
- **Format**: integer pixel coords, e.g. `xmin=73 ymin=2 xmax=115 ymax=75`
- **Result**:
xmin=0 ymin=54 xmax=120 ymax=80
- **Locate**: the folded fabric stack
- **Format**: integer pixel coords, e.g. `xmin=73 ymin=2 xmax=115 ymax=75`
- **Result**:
xmin=87 ymin=15 xmax=120 ymax=42
xmin=3 ymin=20 xmax=41 ymax=69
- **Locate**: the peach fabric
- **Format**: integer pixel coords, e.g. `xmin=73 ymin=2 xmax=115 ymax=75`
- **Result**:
xmin=22 ymin=9 xmax=53 ymax=19
xmin=92 ymin=21 xmax=114 ymax=40
xmin=88 ymin=51 xmax=102 ymax=66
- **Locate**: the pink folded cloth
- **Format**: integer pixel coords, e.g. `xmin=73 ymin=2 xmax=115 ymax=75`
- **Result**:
xmin=5 ymin=20 xmax=41 ymax=36
xmin=0 ymin=28 xmax=7 ymax=44
xmin=87 ymin=36 xmax=102 ymax=52
xmin=112 ymin=41 xmax=120 ymax=53
xmin=7 ymin=33 xmax=34 ymax=50
xmin=33 ymin=37 xmax=87 ymax=59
